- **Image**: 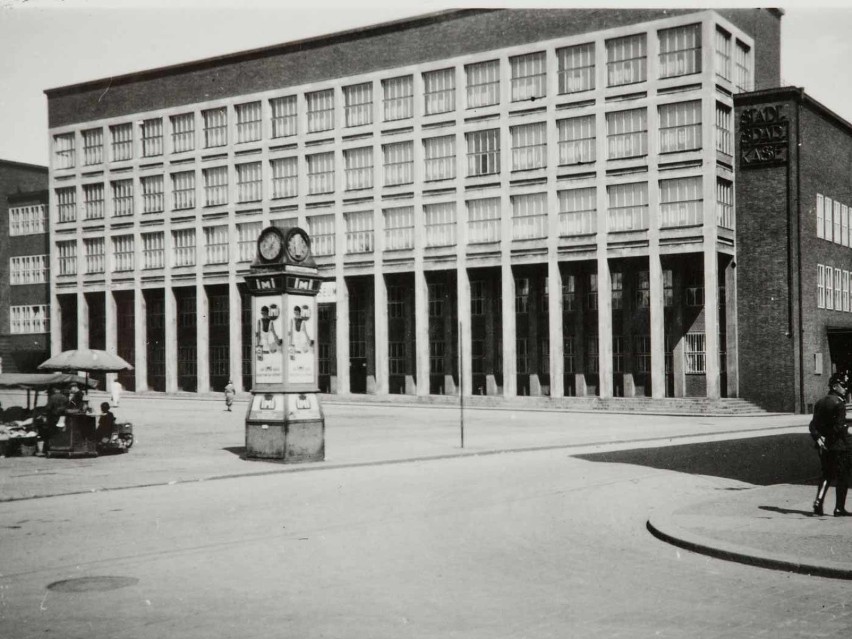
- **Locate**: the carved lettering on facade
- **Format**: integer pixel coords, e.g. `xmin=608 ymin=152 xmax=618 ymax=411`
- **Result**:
xmin=740 ymin=104 xmax=789 ymax=168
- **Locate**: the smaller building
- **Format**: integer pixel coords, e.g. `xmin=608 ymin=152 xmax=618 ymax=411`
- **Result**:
xmin=0 ymin=160 xmax=50 ymax=374
xmin=736 ymin=87 xmax=852 ymax=413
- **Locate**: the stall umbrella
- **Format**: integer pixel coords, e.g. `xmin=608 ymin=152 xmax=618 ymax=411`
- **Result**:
xmin=37 ymin=349 xmax=133 ymax=395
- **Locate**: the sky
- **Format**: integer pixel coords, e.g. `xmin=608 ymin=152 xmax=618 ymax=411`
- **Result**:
xmin=0 ymin=0 xmax=850 ymax=167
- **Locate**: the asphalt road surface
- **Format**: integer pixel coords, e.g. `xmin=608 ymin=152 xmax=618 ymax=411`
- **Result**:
xmin=1 ymin=437 xmax=850 ymax=638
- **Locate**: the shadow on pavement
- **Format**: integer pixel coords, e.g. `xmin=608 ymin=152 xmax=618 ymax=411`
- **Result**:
xmin=223 ymin=446 xmax=246 ymax=458
xmin=574 ymin=433 xmax=820 ymax=486
xmin=758 ymin=505 xmax=816 ymax=517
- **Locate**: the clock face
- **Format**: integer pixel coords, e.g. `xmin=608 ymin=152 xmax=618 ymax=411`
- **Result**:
xmin=286 ymin=230 xmax=310 ymax=262
xmin=258 ymin=229 xmax=283 ymax=261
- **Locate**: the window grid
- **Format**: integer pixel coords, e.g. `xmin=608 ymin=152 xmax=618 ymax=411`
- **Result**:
xmin=515 ymin=278 xmax=530 ymax=314
xmin=587 ymin=274 xmax=598 ymax=310
xmin=10 ymin=305 xmax=49 ymax=335
xmin=110 ymin=123 xmax=133 ymax=161
xmin=424 ymin=68 xmax=455 ymax=115
xmin=424 ymin=135 xmax=456 ymax=181
xmin=172 ymin=228 xmax=196 ymax=267
xmin=660 ymin=176 xmax=703 ymax=227
xmin=171 ymin=113 xmax=195 ymax=153
xmin=636 ymin=335 xmax=651 ymax=373
xmin=558 ymin=115 xmax=596 ymax=165
xmin=611 ymin=272 xmax=624 ymax=310
xmin=383 ymin=141 xmax=414 ymax=186
xmin=236 ymin=162 xmax=262 ymax=203
xmin=471 ymin=281 xmax=485 ymax=316
xmin=307 ymin=89 xmax=335 ymax=133
xmin=140 ymin=175 xmax=164 ymax=214
xmin=344 ymin=83 xmax=373 ymax=127
xmin=564 ymin=336 xmax=575 ymax=374
xmin=559 ymin=187 xmax=596 ymax=236
xmin=557 ymin=42 xmax=595 ymax=94
xmin=466 ymin=129 xmax=500 ymax=176
xmin=659 ymin=101 xmax=701 ymax=153
xmin=817 ymin=194 xmax=824 ymax=240
xmin=56 ymin=187 xmax=77 ymax=223
xmin=383 ymin=76 xmax=413 ymax=121
xmin=344 ymin=147 xmax=374 ymax=190
xmin=512 ymin=192 xmax=547 ymax=240
xmin=716 ymin=28 xmax=732 ymax=81
xmin=613 ymin=336 xmax=625 ymax=373
xmin=467 ymin=197 xmax=501 ymax=244
xmin=836 ymin=268 xmax=843 ymax=311
xmin=271 ymin=96 xmax=298 ymax=138
xmin=684 ymin=332 xmax=706 ymax=374
xmin=271 ymin=157 xmax=298 ymax=198
xmin=203 ymin=108 xmax=228 ymax=148
xmin=345 ymin=210 xmax=374 ymax=254
xmin=141 ymin=118 xmax=163 ymax=157
xmin=384 ymin=206 xmax=414 ymax=251
xmin=658 ymin=24 xmax=701 ymax=78
xmin=111 ymin=179 xmax=134 ymax=217
xmin=204 ymin=225 xmax=229 ymax=264
xmin=466 ymin=60 xmax=500 ymax=108
xmin=389 ymin=341 xmax=405 ymax=375
xmin=235 ymin=101 xmax=262 ymax=144
xmin=54 ymin=133 xmax=76 ymax=169
xmin=10 ymin=255 xmax=49 ymax=285
xmin=608 ymin=182 xmax=649 ymax=232
xmin=203 ymin=166 xmax=229 ymax=207
xmin=636 ymin=271 xmax=650 ymax=308
xmin=607 ymin=108 xmax=648 ymax=159
xmin=112 ymin=235 xmax=134 ymax=272
xmin=563 ymin=275 xmax=576 ymax=312
xmin=172 ymin=171 xmax=196 ymax=210
xmin=82 ymin=128 xmax=103 ymax=166
xmin=308 ymin=214 xmax=336 ymax=256
xmin=57 ymin=240 xmax=77 ymax=275
xmin=9 ymin=204 xmax=46 ymax=236
xmin=587 ymin=333 xmax=599 ymax=372
xmin=607 ymin=34 xmax=647 ymax=86
xmin=83 ymin=183 xmax=105 ymax=220
xmin=238 ymin=222 xmax=263 ymax=262
xmin=510 ymin=51 xmax=546 ymax=102
xmin=142 ymin=232 xmax=165 ymax=269
xmin=818 ymin=264 xmax=825 ymax=309
xmin=511 ymin=122 xmax=547 ymax=171
xmin=84 ymin=237 xmax=105 ymax=274
xmin=425 ymin=202 xmax=457 ymax=247
xmin=735 ymin=41 xmax=752 ymax=92
xmin=307 ymin=152 xmax=335 ymax=195
xmin=717 ymin=179 xmax=734 ymax=229
xmin=388 ymin=285 xmax=404 ymax=318
xmin=716 ymin=103 xmax=733 ymax=155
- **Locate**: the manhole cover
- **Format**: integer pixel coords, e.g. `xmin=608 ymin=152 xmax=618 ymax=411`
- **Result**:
xmin=47 ymin=576 xmax=139 ymax=593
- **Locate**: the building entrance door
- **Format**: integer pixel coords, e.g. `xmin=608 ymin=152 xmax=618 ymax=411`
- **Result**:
xmin=827 ymin=330 xmax=852 ymax=375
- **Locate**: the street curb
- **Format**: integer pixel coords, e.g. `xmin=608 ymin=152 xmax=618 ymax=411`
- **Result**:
xmin=646 ymin=513 xmax=852 ymax=581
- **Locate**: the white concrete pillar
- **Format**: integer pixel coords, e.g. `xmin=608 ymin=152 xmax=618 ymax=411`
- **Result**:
xmin=597 ymin=256 xmax=613 ymax=398
xmin=134 ymin=287 xmax=148 ymax=392
xmin=457 ymin=266 xmax=472 ymax=397
xmin=650 ymin=254 xmax=666 ymax=398
xmin=414 ymin=268 xmax=430 ymax=396
xmin=228 ymin=278 xmax=244 ymax=393
xmin=196 ymin=283 xmax=210 ymax=393
xmin=501 ymin=263 xmax=516 ymax=398
xmin=104 ymin=288 xmax=117 ymax=392
xmin=77 ymin=291 xmax=89 ymax=349
xmin=548 ymin=258 xmax=564 ymax=398
xmin=335 ymin=275 xmax=350 ymax=393
xmin=165 ymin=286 xmax=178 ymax=393
xmin=704 ymin=250 xmax=721 ymax=398
xmin=374 ymin=272 xmax=389 ymax=395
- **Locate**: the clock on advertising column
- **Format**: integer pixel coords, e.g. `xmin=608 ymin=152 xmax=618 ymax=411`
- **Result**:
xmin=255 ymin=226 xmax=313 ymax=266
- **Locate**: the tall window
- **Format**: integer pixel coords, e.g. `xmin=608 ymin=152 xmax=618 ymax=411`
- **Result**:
xmin=140 ymin=175 xmax=164 ymax=214
xmin=56 ymin=187 xmax=77 ymax=223
xmin=172 ymin=228 xmax=196 ymax=267
xmin=345 ymin=210 xmax=374 ymax=254
xmin=587 ymin=332 xmax=599 ymax=371
xmin=715 ymin=28 xmax=732 ymax=81
xmin=425 ymin=202 xmax=456 ymax=247
xmin=383 ymin=141 xmax=413 ymax=186
xmin=658 ymin=24 xmax=701 ymax=78
xmin=659 ymin=101 xmax=701 ymax=153
xmin=467 ymin=197 xmax=501 ymax=243
xmin=236 ymin=162 xmax=262 ymax=203
xmin=515 ymin=278 xmax=530 ymax=314
xmin=510 ymin=51 xmax=546 ymax=102
xmin=9 ymin=204 xmax=46 ymax=236
xmin=57 ymin=240 xmax=77 ymax=275
xmin=82 ymin=128 xmax=103 ymax=165
xmin=511 ymin=122 xmax=547 ymax=171
xmin=110 ymin=123 xmax=133 ymax=161
xmin=558 ymin=115 xmax=596 ymax=165
xmin=611 ymin=272 xmax=624 ymax=310
xmin=307 ymin=152 xmax=335 ymax=195
xmin=636 ymin=271 xmax=650 ymax=309
xmin=10 ymin=305 xmax=49 ymax=335
xmin=307 ymin=89 xmax=335 ymax=133
xmin=429 ymin=283 xmax=446 ymax=318
xmin=660 ymin=176 xmax=703 ymax=227
xmin=308 ymin=213 xmax=336 ymax=256
xmin=270 ymin=96 xmax=298 ymax=138
xmin=344 ymin=147 xmax=374 ymax=190
xmin=466 ymin=60 xmax=500 ymax=108
xmin=141 ymin=118 xmax=163 ymax=157
xmin=10 ymin=255 xmax=49 ymax=284
xmin=384 ymin=206 xmax=414 ymax=251
xmin=83 ymin=183 xmax=105 ymax=220
xmin=563 ymin=275 xmax=576 ymax=312
xmin=716 ymin=103 xmax=733 ymax=155
xmin=684 ymin=333 xmax=706 ymax=374
xmin=424 ymin=135 xmax=455 ymax=181
xmin=112 ymin=235 xmax=134 ymax=272
xmin=54 ymin=133 xmax=76 ymax=169
xmin=559 ymin=187 xmax=597 ymax=236
xmin=606 ymin=108 xmax=647 ymax=159
xmin=172 ymin=171 xmax=196 ymax=210
xmin=171 ymin=113 xmax=195 ymax=153
xmin=389 ymin=342 xmax=406 ymax=375
xmin=607 ymin=33 xmax=647 ymax=87
xmin=237 ymin=222 xmax=262 ymax=262
xmin=111 ymin=179 xmax=134 ymax=217
xmin=271 ymin=157 xmax=298 ymax=198
xmin=717 ymin=178 xmax=734 ymax=229
xmin=557 ymin=42 xmax=595 ymax=94
xmin=635 ymin=336 xmax=651 ymax=372
xmin=203 ymin=166 xmax=229 ymax=206
xmin=466 ymin=129 xmax=500 ymax=176
xmin=424 ymin=68 xmax=455 ymax=115
xmin=142 ymin=232 xmax=164 ymax=269
xmin=203 ymin=108 xmax=228 ymax=148
xmin=235 ymin=101 xmax=262 ymax=143
xmin=84 ymin=237 xmax=105 ymax=273
xmin=512 ymin=192 xmax=547 ymax=240
xmin=471 ymin=280 xmax=485 ymax=316
xmin=344 ymin=83 xmax=373 ymax=127
xmin=564 ymin=336 xmax=575 ymax=373
xmin=734 ymin=41 xmax=752 ymax=93
xmin=204 ymin=225 xmax=229 ymax=264
xmin=382 ymin=76 xmax=413 ymax=121
xmin=607 ymin=182 xmax=649 ymax=232
xmin=817 ymin=194 xmax=825 ymax=240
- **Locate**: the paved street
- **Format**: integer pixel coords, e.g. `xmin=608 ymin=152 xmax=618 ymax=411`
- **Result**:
xmin=0 ymin=396 xmax=849 ymax=637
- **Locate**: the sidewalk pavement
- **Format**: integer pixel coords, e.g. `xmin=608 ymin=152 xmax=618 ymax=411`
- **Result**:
xmin=1 ymin=389 xmax=847 ymax=579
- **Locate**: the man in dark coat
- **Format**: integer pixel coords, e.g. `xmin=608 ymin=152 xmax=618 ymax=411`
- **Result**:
xmin=43 ymin=387 xmax=69 ymax=454
xmin=809 ymin=372 xmax=852 ymax=516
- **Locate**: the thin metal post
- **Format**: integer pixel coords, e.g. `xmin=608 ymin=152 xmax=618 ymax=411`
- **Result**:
xmin=459 ymin=319 xmax=464 ymax=449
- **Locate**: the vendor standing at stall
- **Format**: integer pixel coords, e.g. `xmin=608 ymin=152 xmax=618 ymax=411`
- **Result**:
xmin=43 ymin=387 xmax=68 ymax=454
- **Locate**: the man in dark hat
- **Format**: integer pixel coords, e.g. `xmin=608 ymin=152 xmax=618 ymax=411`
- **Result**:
xmin=809 ymin=372 xmax=852 ymax=516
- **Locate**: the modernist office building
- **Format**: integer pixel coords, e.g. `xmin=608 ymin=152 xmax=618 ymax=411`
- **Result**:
xmin=45 ymin=8 xmax=782 ymax=399
xmin=0 ymin=160 xmax=50 ymax=374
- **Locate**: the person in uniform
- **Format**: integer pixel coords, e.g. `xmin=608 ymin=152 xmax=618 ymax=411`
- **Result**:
xmin=809 ymin=372 xmax=852 ymax=516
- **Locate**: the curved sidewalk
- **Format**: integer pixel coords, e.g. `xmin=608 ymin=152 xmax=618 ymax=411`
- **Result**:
xmin=648 ymin=483 xmax=852 ymax=580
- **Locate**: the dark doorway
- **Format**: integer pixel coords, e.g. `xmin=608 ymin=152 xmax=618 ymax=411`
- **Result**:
xmin=827 ymin=330 xmax=852 ymax=375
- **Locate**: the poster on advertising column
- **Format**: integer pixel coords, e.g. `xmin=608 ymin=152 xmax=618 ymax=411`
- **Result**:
xmin=253 ymin=295 xmax=285 ymax=384
xmin=286 ymin=294 xmax=316 ymax=385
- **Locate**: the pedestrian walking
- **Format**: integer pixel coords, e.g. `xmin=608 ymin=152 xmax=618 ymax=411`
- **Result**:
xmin=111 ymin=379 xmax=123 ymax=407
xmin=224 ymin=379 xmax=236 ymax=412
xmin=809 ymin=372 xmax=852 ymax=516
